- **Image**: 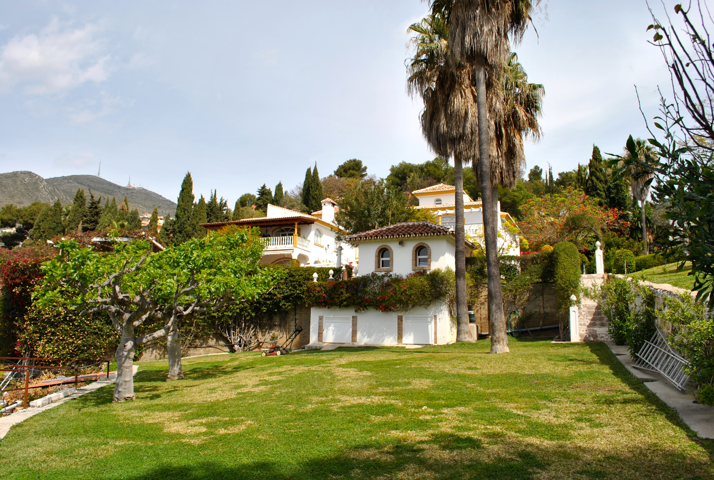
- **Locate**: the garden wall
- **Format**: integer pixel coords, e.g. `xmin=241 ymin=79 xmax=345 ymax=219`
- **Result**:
xmin=309 ymin=301 xmax=455 ymax=346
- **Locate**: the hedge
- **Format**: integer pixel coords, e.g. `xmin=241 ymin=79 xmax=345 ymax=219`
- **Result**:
xmin=466 ymin=251 xmax=554 ymax=283
xmin=613 ymin=249 xmax=636 ymax=274
xmin=633 ymin=253 xmax=666 ymax=272
xmin=552 ymin=242 xmax=581 ymax=313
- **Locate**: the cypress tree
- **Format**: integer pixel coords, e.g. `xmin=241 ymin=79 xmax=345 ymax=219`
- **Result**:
xmin=312 ymin=164 xmax=323 ymax=205
xmin=127 ymin=209 xmax=142 ymax=230
xmin=83 ymin=190 xmax=102 ymax=232
xmin=159 ymin=214 xmax=174 ymax=244
xmin=255 ymin=184 xmax=273 ymax=212
xmin=606 ymin=172 xmax=629 ymax=211
xmin=98 ymin=197 xmax=118 ymax=230
xmin=232 ymin=200 xmax=243 ymax=220
xmin=194 ymin=195 xmax=208 ymax=225
xmin=148 ymin=207 xmax=159 ymax=235
xmin=66 ymin=188 xmax=87 ymax=233
xmin=585 ymin=146 xmax=607 ymax=206
xmin=301 ymin=167 xmax=313 ymax=208
xmin=30 ymin=200 xmax=64 ymax=241
xmin=206 ymin=191 xmax=220 ymax=223
xmin=274 ymin=182 xmax=284 ymax=205
xmin=174 ymin=173 xmax=196 ymax=245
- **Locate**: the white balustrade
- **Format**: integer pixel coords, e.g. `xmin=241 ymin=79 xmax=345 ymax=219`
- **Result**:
xmin=261 ymin=236 xmax=311 ymax=250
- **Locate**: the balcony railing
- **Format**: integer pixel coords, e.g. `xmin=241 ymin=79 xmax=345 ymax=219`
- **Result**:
xmin=261 ymin=236 xmax=310 ymax=250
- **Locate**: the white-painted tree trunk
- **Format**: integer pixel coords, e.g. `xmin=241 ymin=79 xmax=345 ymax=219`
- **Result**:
xmin=113 ymin=322 xmax=136 ymax=402
xmin=166 ymin=326 xmax=184 ymax=381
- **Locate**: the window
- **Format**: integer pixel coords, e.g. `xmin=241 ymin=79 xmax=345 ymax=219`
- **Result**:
xmin=416 ymin=247 xmax=428 ymax=267
xmin=274 ymin=227 xmax=295 ymax=237
xmin=435 ymin=198 xmax=442 ymax=205
xmin=314 ymin=229 xmax=323 ymax=246
xmin=379 ymin=248 xmax=391 ymax=268
xmin=412 ymin=243 xmax=431 ymax=271
xmin=375 ymin=245 xmax=393 ymax=272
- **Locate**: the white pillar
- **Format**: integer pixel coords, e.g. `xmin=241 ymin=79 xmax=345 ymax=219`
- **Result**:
xmin=313 ymin=272 xmax=319 ymax=282
xmin=595 ymin=241 xmax=604 ymax=276
xmin=569 ymin=294 xmax=579 ymax=342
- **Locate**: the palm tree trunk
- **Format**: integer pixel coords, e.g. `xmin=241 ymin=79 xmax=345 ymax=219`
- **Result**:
xmin=474 ymin=60 xmax=509 ymax=354
xmin=454 ymin=154 xmax=474 ymax=342
xmin=641 ymin=200 xmax=648 ymax=255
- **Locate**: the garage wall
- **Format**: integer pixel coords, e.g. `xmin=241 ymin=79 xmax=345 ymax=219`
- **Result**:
xmin=310 ymin=301 xmax=455 ymax=346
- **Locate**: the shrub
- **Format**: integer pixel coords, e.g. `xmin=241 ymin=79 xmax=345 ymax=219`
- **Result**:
xmin=539 ymin=245 xmax=553 ymax=253
xmin=660 ymin=294 xmax=713 ymax=405
xmin=552 ymin=242 xmax=581 ymax=313
xmin=601 ymin=277 xmax=634 ymax=345
xmin=613 ymin=249 xmax=636 ymax=274
xmin=633 ymin=254 xmax=665 ymax=272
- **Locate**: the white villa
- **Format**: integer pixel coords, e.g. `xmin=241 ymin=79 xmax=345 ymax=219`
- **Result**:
xmin=202 ymin=199 xmax=356 ymax=267
xmin=411 ymin=183 xmax=520 ymax=256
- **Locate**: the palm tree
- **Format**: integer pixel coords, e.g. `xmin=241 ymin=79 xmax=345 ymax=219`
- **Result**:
xmin=407 ymin=12 xmax=477 ymax=342
xmin=448 ymin=0 xmax=539 ymax=354
xmin=619 ymin=135 xmax=657 ymax=254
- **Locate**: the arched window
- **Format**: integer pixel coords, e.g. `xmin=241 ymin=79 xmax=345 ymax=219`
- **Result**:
xmin=380 ymin=248 xmax=391 ymax=268
xmin=434 ymin=198 xmax=442 ymax=205
xmin=375 ymin=245 xmax=393 ymax=272
xmin=412 ymin=243 xmax=431 ymax=271
xmin=274 ymin=227 xmax=294 ymax=237
xmin=314 ymin=229 xmax=323 ymax=246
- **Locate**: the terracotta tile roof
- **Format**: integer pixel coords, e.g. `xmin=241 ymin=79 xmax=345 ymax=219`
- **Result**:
xmin=201 ymin=216 xmax=315 ymax=229
xmin=347 ymin=221 xmax=474 ymax=248
xmin=412 ymin=183 xmax=455 ymax=195
xmin=414 ymin=201 xmax=482 ymax=209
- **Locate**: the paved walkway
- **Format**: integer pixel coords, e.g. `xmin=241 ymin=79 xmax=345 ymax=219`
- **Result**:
xmin=607 ymin=342 xmax=714 ymax=439
xmin=0 ymin=366 xmax=138 ymax=440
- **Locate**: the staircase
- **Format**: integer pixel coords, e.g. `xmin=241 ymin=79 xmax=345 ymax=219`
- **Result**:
xmin=575 ymin=274 xmax=611 ymax=342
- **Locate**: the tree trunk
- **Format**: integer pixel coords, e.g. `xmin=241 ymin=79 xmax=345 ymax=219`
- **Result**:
xmin=641 ymin=200 xmax=648 ymax=255
xmin=454 ymin=155 xmax=474 ymax=342
xmin=474 ymin=60 xmax=509 ymax=354
xmin=166 ymin=325 xmax=184 ymax=381
xmin=113 ymin=322 xmax=136 ymax=402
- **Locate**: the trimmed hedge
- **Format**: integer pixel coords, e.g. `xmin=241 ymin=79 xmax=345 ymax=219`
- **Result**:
xmin=633 ymin=253 xmax=665 ymax=272
xmin=613 ymin=249 xmax=636 ymax=274
xmin=552 ymin=242 xmax=581 ymax=313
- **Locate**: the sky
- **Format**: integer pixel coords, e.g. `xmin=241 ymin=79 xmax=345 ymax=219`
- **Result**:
xmin=0 ymin=1 xmax=676 ymax=207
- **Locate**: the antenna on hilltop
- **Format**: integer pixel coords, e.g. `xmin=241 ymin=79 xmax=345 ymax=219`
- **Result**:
xmin=97 ymin=160 xmax=101 ymax=177
xmin=128 ymin=176 xmax=132 ymax=188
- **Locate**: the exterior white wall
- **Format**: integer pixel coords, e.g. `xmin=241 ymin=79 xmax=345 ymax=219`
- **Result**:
xmin=310 ymin=301 xmax=455 ymax=346
xmin=356 ymin=237 xmax=456 ymax=276
xmin=416 ymin=191 xmax=471 ymax=207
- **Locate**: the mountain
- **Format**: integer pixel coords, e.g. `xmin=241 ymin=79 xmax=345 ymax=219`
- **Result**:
xmin=0 ymin=171 xmax=177 ymax=216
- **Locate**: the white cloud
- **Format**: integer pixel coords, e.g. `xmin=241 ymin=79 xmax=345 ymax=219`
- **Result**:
xmin=127 ymin=52 xmax=154 ymax=69
xmin=55 ymin=151 xmax=96 ymax=168
xmin=69 ymin=91 xmax=129 ymax=123
xmin=0 ymin=18 xmax=110 ymax=95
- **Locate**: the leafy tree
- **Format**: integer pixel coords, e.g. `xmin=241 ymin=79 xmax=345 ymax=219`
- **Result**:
xmin=255 ymin=184 xmax=273 ymax=212
xmin=334 ymin=159 xmax=367 ymax=179
xmin=36 ymin=231 xmax=282 ymax=401
xmin=273 ymin=182 xmax=284 ymax=205
xmin=30 ymin=200 xmax=64 ymax=241
xmin=127 ymin=209 xmax=142 ymax=230
xmin=66 ymin=189 xmax=87 ymax=233
xmin=528 ymin=165 xmax=543 ymax=182
xmin=98 ymin=197 xmax=118 ymax=231
xmin=173 ymin=173 xmax=196 ymax=245
xmin=238 ymin=193 xmax=257 ymax=208
xmin=336 ymin=179 xmax=418 ymax=235
xmin=497 ymin=181 xmax=533 ymax=219
xmin=585 ymin=146 xmax=607 ymax=205
xmin=148 ymin=208 xmax=159 ymax=236
xmin=83 ymin=191 xmax=102 ymax=232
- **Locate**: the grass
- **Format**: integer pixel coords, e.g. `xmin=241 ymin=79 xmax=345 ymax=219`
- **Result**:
xmin=627 ymin=262 xmax=695 ymax=291
xmin=1 ymin=340 xmax=712 ymax=479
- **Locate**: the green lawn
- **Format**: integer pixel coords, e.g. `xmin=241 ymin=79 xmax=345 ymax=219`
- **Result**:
xmin=627 ymin=262 xmax=695 ymax=291
xmin=1 ymin=341 xmax=712 ymax=479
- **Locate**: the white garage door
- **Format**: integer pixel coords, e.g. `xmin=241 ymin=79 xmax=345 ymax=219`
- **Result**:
xmin=323 ymin=317 xmax=352 ymax=343
xmin=403 ymin=316 xmax=433 ymax=345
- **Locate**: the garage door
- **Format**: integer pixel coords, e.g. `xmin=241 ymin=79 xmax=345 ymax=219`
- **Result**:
xmin=323 ymin=317 xmax=352 ymax=343
xmin=403 ymin=316 xmax=433 ymax=345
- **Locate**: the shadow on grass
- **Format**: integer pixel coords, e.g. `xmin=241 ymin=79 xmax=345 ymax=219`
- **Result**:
xmin=126 ymin=433 xmax=545 ymax=480
xmin=587 ymin=342 xmax=714 ymax=458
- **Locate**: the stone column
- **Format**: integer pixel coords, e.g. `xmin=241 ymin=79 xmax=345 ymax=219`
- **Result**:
xmin=569 ymin=295 xmax=579 ymax=342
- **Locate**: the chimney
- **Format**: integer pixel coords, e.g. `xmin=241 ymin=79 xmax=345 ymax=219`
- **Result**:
xmin=321 ymin=198 xmax=336 ymax=223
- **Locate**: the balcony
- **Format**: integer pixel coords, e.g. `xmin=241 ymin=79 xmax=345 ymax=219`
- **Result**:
xmin=261 ymin=236 xmax=311 ymax=250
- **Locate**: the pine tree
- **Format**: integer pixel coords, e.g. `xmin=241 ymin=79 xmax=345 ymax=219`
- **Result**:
xmin=301 ymin=167 xmax=313 ymax=208
xmin=30 ymin=200 xmax=64 ymax=241
xmin=148 ymin=207 xmax=159 ymax=235
xmin=274 ymin=182 xmax=284 ymax=205
xmin=159 ymin=214 xmax=174 ymax=244
xmin=255 ymin=184 xmax=273 ymax=212
xmin=127 ymin=209 xmax=142 ymax=230
xmin=66 ymin=188 xmax=87 ymax=233
xmin=173 ymin=173 xmax=196 ymax=245
xmin=585 ymin=146 xmax=607 ymax=206
xmin=98 ymin=197 xmax=118 ymax=230
xmin=83 ymin=190 xmax=102 ymax=232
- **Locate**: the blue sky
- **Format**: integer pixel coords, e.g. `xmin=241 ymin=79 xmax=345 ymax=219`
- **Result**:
xmin=0 ymin=1 xmax=673 ymax=206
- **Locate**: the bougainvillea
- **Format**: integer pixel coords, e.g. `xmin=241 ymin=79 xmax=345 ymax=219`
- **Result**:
xmin=519 ymin=188 xmax=625 ymax=251
xmin=307 ymin=270 xmax=453 ymax=313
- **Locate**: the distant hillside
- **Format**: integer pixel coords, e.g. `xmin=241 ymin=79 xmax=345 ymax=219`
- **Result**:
xmin=0 ymin=171 xmax=177 ymax=216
